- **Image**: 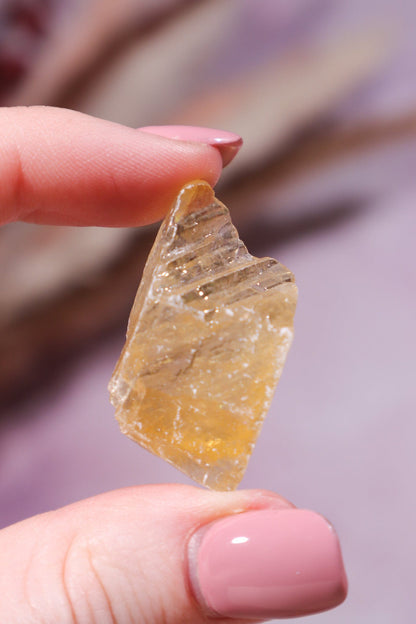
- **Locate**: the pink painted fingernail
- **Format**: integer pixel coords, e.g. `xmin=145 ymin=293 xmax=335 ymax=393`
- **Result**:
xmin=189 ymin=509 xmax=348 ymax=620
xmin=139 ymin=125 xmax=243 ymax=166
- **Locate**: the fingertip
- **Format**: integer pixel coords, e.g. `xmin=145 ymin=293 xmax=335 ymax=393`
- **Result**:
xmin=139 ymin=125 xmax=243 ymax=168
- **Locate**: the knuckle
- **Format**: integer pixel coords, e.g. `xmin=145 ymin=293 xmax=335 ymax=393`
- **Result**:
xmin=20 ymin=534 xmax=76 ymax=624
xmin=20 ymin=527 xmax=121 ymax=624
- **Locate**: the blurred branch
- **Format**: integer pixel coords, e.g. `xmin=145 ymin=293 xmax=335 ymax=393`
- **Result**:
xmin=5 ymin=0 xmax=194 ymax=106
xmin=173 ymin=27 xmax=394 ymax=181
xmin=0 ymin=229 xmax=155 ymax=409
xmin=223 ymin=109 xmax=416 ymax=221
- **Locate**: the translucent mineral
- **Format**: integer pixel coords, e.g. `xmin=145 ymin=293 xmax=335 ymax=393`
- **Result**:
xmin=109 ymin=180 xmax=297 ymax=490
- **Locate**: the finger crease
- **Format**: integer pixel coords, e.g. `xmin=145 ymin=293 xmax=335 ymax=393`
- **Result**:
xmin=61 ymin=538 xmax=79 ymax=624
xmin=86 ymin=549 xmax=117 ymax=624
xmin=1 ymin=140 xmax=26 ymax=222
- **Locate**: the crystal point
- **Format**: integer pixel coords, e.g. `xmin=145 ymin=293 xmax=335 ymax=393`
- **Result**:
xmin=109 ymin=180 xmax=297 ymax=490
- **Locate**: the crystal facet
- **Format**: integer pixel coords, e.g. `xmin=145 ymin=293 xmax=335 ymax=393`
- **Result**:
xmin=109 ymin=180 xmax=297 ymax=490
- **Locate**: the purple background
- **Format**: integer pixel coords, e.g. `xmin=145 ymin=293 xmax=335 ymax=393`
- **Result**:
xmin=1 ymin=1 xmax=416 ymax=622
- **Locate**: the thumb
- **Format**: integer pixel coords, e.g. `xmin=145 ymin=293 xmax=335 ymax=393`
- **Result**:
xmin=0 ymin=484 xmax=347 ymax=623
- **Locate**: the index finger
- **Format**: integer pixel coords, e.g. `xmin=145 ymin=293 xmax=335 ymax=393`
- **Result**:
xmin=0 ymin=107 xmax=240 ymax=227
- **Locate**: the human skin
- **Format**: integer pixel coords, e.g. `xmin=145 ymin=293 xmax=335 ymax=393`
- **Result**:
xmin=0 ymin=107 xmax=347 ymax=624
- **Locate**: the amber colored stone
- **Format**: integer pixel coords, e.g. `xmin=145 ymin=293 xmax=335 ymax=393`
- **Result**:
xmin=109 ymin=181 xmax=297 ymax=490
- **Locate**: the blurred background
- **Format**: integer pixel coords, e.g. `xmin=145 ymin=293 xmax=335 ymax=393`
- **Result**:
xmin=0 ymin=1 xmax=415 ymax=622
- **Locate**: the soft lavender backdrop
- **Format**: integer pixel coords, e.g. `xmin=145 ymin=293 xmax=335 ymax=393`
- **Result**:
xmin=1 ymin=1 xmax=415 ymax=623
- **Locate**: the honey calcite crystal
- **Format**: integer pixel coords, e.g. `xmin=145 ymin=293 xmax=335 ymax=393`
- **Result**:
xmin=109 ymin=180 xmax=297 ymax=490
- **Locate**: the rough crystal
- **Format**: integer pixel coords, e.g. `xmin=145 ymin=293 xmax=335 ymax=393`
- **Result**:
xmin=109 ymin=180 xmax=297 ymax=490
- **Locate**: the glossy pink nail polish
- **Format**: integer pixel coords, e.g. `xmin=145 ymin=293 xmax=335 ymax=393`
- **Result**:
xmin=139 ymin=125 xmax=243 ymax=166
xmin=190 ymin=509 xmax=348 ymax=619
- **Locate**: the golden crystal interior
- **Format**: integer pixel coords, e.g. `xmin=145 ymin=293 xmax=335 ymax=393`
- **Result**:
xmin=109 ymin=180 xmax=297 ymax=490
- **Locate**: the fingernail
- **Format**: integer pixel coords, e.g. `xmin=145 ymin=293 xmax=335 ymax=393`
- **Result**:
xmin=139 ymin=125 xmax=243 ymax=166
xmin=189 ymin=509 xmax=348 ymax=620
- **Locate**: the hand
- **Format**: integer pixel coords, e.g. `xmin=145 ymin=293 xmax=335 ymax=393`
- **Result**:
xmin=0 ymin=106 xmax=347 ymax=623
